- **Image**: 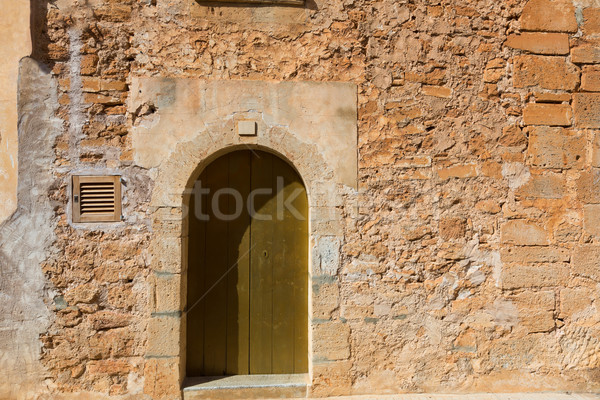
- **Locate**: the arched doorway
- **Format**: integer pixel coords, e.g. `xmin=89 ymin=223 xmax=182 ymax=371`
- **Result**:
xmin=186 ymin=149 xmax=309 ymax=377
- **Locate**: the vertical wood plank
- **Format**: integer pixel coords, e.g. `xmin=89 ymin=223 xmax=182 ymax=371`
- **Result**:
xmin=272 ymin=157 xmax=298 ymax=373
xmin=112 ymin=175 xmax=122 ymax=222
xmin=202 ymin=155 xmax=229 ymax=375
xmin=226 ymin=151 xmax=251 ymax=375
xmin=291 ymin=172 xmax=309 ymax=374
xmin=186 ymin=166 xmax=207 ymax=376
xmin=249 ymin=151 xmax=274 ymax=374
xmin=72 ymin=176 xmax=81 ymax=223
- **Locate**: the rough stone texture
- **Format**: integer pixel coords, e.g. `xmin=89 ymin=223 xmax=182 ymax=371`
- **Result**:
xmin=573 ymin=93 xmax=600 ymax=128
xmin=3 ymin=0 xmax=600 ymax=398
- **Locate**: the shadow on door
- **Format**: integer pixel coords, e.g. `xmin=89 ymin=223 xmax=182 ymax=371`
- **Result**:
xmin=186 ymin=149 xmax=308 ymax=377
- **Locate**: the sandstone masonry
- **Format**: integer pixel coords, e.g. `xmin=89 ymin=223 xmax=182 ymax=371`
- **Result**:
xmin=1 ymin=0 xmax=600 ymax=399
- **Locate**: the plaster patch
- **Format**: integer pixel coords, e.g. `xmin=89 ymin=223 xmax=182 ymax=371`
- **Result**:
xmin=502 ymin=162 xmax=531 ymax=190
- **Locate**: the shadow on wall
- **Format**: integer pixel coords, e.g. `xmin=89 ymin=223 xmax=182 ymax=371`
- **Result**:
xmin=31 ymin=0 xmax=53 ymax=68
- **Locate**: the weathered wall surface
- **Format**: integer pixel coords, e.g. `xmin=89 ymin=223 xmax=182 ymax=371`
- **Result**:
xmin=3 ymin=0 xmax=600 ymax=398
xmin=0 ymin=57 xmax=60 ymax=400
xmin=0 ymin=1 xmax=31 ymax=222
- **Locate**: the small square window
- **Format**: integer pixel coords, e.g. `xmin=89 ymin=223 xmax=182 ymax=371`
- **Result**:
xmin=72 ymin=175 xmax=122 ymax=223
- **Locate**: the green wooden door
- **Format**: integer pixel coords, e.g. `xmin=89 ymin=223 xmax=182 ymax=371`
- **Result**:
xmin=186 ymin=150 xmax=308 ymax=377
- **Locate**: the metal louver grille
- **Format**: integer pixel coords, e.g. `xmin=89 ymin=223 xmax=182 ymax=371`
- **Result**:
xmin=80 ymin=181 xmax=116 ymax=215
xmin=73 ymin=176 xmax=122 ymax=223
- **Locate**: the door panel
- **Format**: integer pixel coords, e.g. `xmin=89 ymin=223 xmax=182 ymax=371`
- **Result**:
xmin=272 ymin=155 xmax=303 ymax=374
xmin=186 ymin=164 xmax=206 ymax=376
xmin=202 ymin=154 xmax=229 ymax=375
xmin=249 ymin=152 xmax=274 ymax=374
xmin=226 ymin=152 xmax=251 ymax=375
xmin=187 ymin=150 xmax=308 ymax=377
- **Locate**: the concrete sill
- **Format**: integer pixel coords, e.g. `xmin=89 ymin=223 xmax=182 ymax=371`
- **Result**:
xmin=182 ymin=374 xmax=308 ymax=399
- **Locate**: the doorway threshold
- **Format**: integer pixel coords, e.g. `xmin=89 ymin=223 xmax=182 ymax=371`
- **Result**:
xmin=182 ymin=374 xmax=309 ymax=399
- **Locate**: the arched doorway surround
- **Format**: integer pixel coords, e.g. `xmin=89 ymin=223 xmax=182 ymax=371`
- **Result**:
xmin=134 ymin=78 xmax=357 ymax=398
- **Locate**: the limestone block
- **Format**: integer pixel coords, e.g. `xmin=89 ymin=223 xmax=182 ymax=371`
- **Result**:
xmin=501 ymin=246 xmax=569 ymax=263
xmin=582 ymin=66 xmax=600 ymax=92
xmin=151 ymin=272 xmax=184 ymax=313
xmin=527 ymin=127 xmax=585 ymax=169
xmin=310 ymin=360 xmax=353 ymax=398
xmin=89 ymin=311 xmax=132 ymax=330
xmin=577 ymin=169 xmax=600 ymax=203
xmin=435 ymin=163 xmax=477 ymax=179
xmin=511 ymin=290 xmax=556 ymax=311
xmin=584 ymin=7 xmax=600 ymax=35
xmin=520 ymin=0 xmax=577 ymax=32
xmin=516 ymin=172 xmax=564 ymax=199
xmin=313 ymin=322 xmax=351 ymax=361
xmin=64 ymin=283 xmax=100 ymax=305
xmin=572 ymin=43 xmax=600 ymax=64
xmin=344 ymin=255 xmax=386 ymax=274
xmin=147 ymin=316 xmax=181 ymax=357
xmin=523 ymin=103 xmax=573 ymax=126
xmin=501 ymin=220 xmax=548 ymax=245
xmin=506 ymin=33 xmax=570 ymax=55
xmin=312 ymin=277 xmax=340 ymax=320
xmin=560 ymin=288 xmax=594 ymax=317
xmin=313 ymin=236 xmax=341 ymax=275
xmin=0 ymin=1 xmax=31 ymax=223
xmin=513 ymin=55 xmax=579 ymax=91
xmin=151 ymin=236 xmax=184 ymax=273
xmin=144 ymin=357 xmax=181 ymax=399
xmin=520 ymin=311 xmax=556 ymax=333
xmin=501 ymin=264 xmax=569 ymax=289
xmin=439 ymin=217 xmax=467 ymax=240
xmin=572 ymin=245 xmax=600 ymax=281
xmin=574 ymin=93 xmax=600 ymax=128
xmin=584 ymin=204 xmax=600 ymax=236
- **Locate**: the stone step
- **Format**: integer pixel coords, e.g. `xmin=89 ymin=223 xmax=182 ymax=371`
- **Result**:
xmin=182 ymin=374 xmax=308 ymax=400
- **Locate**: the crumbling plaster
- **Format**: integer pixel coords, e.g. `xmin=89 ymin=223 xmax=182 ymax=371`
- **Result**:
xmin=0 ymin=57 xmax=61 ymax=400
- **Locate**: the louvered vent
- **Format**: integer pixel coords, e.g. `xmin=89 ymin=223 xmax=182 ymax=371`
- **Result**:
xmin=73 ymin=176 xmax=122 ymax=223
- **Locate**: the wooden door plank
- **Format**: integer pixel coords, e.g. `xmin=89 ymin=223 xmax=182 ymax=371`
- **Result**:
xmin=249 ymin=151 xmax=274 ymax=374
xmin=202 ymin=155 xmax=229 ymax=375
xmin=226 ymin=151 xmax=252 ymax=375
xmin=291 ymin=174 xmax=309 ymax=373
xmin=186 ymin=174 xmax=207 ymax=376
xmin=272 ymin=157 xmax=298 ymax=374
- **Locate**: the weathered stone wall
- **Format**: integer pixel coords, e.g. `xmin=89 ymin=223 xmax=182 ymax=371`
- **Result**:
xmin=3 ymin=0 xmax=600 ymax=398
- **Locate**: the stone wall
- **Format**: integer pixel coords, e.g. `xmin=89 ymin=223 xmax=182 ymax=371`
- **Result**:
xmin=2 ymin=0 xmax=600 ymax=398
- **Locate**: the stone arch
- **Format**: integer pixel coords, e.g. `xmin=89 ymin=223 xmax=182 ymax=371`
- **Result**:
xmin=144 ymin=121 xmax=344 ymax=397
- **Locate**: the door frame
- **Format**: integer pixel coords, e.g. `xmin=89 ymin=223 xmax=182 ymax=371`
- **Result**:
xmin=145 ymin=134 xmax=350 ymax=398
